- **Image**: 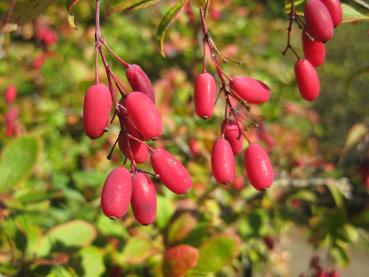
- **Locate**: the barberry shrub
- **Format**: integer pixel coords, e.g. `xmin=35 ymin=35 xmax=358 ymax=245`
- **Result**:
xmin=1 ymin=0 xmax=368 ymax=276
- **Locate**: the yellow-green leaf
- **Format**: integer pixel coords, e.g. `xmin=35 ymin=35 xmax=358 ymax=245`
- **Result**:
xmin=156 ymin=0 xmax=188 ymax=57
xmin=0 ymin=136 xmax=40 ymax=192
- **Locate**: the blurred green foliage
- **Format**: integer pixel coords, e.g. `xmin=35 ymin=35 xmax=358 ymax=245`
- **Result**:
xmin=0 ymin=0 xmax=369 ymax=276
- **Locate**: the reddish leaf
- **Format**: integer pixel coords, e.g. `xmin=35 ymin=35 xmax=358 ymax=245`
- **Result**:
xmin=164 ymin=245 xmax=199 ymax=277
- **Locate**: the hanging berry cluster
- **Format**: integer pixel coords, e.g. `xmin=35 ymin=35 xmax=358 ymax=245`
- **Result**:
xmin=283 ymin=0 xmax=343 ymax=101
xmin=3 ymin=85 xmax=21 ymax=137
xmin=82 ymin=0 xmax=192 ymax=225
xmin=193 ymin=2 xmax=274 ymax=191
xmin=33 ymin=20 xmax=58 ymax=70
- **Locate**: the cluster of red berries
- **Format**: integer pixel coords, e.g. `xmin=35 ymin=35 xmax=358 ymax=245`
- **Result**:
xmin=307 ymin=256 xmax=340 ymax=277
xmin=32 ymin=21 xmax=58 ymax=70
xmin=193 ymin=4 xmax=274 ymax=191
xmin=3 ymin=85 xmax=20 ymax=137
xmin=83 ymin=0 xmax=191 ymax=225
xmin=284 ymin=0 xmax=343 ymax=101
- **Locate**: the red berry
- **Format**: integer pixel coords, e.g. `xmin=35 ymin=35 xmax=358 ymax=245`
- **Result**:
xmin=126 ymin=64 xmax=155 ymax=103
xmin=320 ymin=0 xmax=343 ymax=27
xmin=230 ymin=76 xmax=271 ymax=104
xmin=35 ymin=26 xmax=58 ymax=46
xmin=123 ymin=92 xmax=162 ymax=140
xmin=329 ymin=270 xmax=340 ymax=277
xmin=4 ymin=85 xmax=16 ymax=104
xmin=232 ymin=176 xmax=244 ymax=190
xmin=118 ymin=113 xmax=142 ymax=139
xmin=118 ymin=132 xmax=149 ymax=164
xmin=210 ymin=8 xmax=221 ymax=21
xmin=315 ymin=271 xmax=330 ymax=277
xmin=302 ymin=32 xmax=326 ymax=67
xmin=101 ymin=167 xmax=132 ymax=219
xmin=83 ymin=83 xmax=112 ymax=139
xmin=244 ymin=144 xmax=274 ymax=191
xmin=294 ymin=59 xmax=320 ymax=101
xmin=32 ymin=52 xmax=48 ymax=70
xmin=5 ymin=124 xmax=17 ymax=137
xmin=222 ymin=120 xmax=243 ymax=155
xmin=150 ymin=149 xmax=192 ymax=194
xmin=263 ymin=236 xmax=275 ymax=250
xmin=131 ymin=172 xmax=157 ymax=225
xmin=194 ymin=72 xmax=216 ymax=119
xmin=211 ymin=138 xmax=235 ymax=184
xmin=188 ymin=138 xmax=200 ymax=156
xmin=304 ymin=0 xmax=334 ymax=42
xmin=221 ymin=119 xmax=239 ymax=134
xmin=5 ymin=107 xmax=18 ymax=125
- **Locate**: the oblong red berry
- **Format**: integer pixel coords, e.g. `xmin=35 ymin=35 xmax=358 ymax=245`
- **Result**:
xmin=230 ymin=77 xmax=271 ymax=104
xmin=4 ymin=85 xmax=16 ymax=104
xmin=5 ymin=107 xmax=18 ymax=125
xmin=118 ymin=132 xmax=149 ymax=164
xmin=320 ymin=0 xmax=343 ymax=27
xmin=131 ymin=173 xmax=157 ymax=225
xmin=150 ymin=149 xmax=192 ymax=194
xmin=101 ymin=167 xmax=132 ymax=219
xmin=302 ymin=32 xmax=326 ymax=67
xmin=83 ymin=83 xmax=112 ymax=139
xmin=294 ymin=59 xmax=320 ymax=101
xmin=224 ymin=133 xmax=243 ymax=156
xmin=126 ymin=64 xmax=155 ymax=103
xmin=221 ymin=120 xmax=243 ymax=155
xmin=211 ymin=138 xmax=235 ymax=184
xmin=123 ymin=92 xmax=162 ymax=140
xmin=194 ymin=73 xmax=216 ymax=119
xmin=118 ymin=113 xmax=142 ymax=139
xmin=304 ymin=0 xmax=334 ymax=42
xmin=244 ymin=144 xmax=274 ymax=191
xmin=232 ymin=176 xmax=244 ymax=191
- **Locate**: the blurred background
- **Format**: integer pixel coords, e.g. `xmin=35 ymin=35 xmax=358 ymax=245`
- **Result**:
xmin=0 ymin=0 xmax=368 ymax=276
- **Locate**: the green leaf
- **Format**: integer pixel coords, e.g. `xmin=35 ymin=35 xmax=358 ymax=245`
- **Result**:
xmin=38 ymin=220 xmax=96 ymax=256
xmin=111 ymin=0 xmax=160 ymax=13
xmin=167 ymin=213 xmax=197 ymax=245
xmin=67 ymin=0 xmax=80 ymax=30
xmin=156 ymin=0 xmax=187 ymax=57
xmin=342 ymin=3 xmax=369 ymax=23
xmin=163 ymin=245 xmax=199 ymax=277
xmin=0 ymin=136 xmax=40 ymax=192
xmin=97 ymin=215 xmax=129 ymax=238
xmin=79 ymin=246 xmax=105 ymax=277
xmin=182 ymin=222 xmax=212 ymax=247
xmin=327 ymin=183 xmax=344 ymax=209
xmin=342 ymin=123 xmax=368 ymax=155
xmin=47 ymin=266 xmax=75 ymax=277
xmin=156 ymin=195 xmax=175 ymax=230
xmin=195 ymin=234 xmax=240 ymax=272
xmin=118 ymin=236 xmax=158 ymax=265
xmin=330 ymin=245 xmax=349 ymax=267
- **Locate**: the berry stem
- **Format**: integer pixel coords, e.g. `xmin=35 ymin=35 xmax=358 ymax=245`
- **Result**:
xmin=100 ymin=38 xmax=130 ymax=69
xmin=95 ymin=0 xmax=101 ymax=83
xmin=126 ymin=133 xmax=155 ymax=153
xmin=281 ymin=0 xmax=301 ymax=60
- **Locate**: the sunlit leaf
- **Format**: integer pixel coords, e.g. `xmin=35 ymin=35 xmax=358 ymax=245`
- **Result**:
xmin=195 ymin=234 xmax=240 ymax=272
xmin=156 ymin=0 xmax=188 ymax=57
xmin=342 ymin=3 xmax=369 ymax=23
xmin=111 ymin=0 xmax=160 ymax=13
xmin=0 ymin=136 xmax=40 ymax=192
xmin=79 ymin=246 xmax=105 ymax=277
